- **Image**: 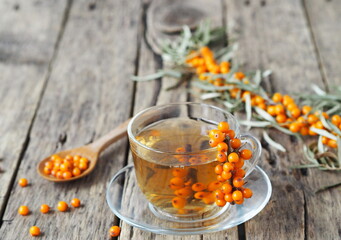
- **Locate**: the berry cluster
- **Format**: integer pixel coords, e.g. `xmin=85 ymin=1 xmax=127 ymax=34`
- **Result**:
xmin=43 ymin=154 xmax=90 ymax=179
xmin=210 ymin=121 xmax=253 ymax=206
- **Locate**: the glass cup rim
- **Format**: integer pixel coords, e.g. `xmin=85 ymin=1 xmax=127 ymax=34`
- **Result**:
xmin=127 ymin=102 xmax=240 ymax=155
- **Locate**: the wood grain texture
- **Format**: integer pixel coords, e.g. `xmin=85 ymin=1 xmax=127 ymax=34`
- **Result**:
xmin=304 ymin=0 xmax=341 ymax=87
xmin=0 ymin=0 xmax=142 ymax=239
xmin=0 ymin=0 xmax=67 ymax=218
xmin=225 ymin=0 xmax=341 ymax=239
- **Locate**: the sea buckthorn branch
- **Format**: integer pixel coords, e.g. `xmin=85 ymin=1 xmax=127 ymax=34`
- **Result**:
xmin=131 ymin=22 xmax=341 ymax=172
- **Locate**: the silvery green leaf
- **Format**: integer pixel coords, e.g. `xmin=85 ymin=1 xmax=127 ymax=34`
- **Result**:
xmin=239 ymin=120 xmax=271 ymax=127
xmin=311 ymin=84 xmax=326 ymax=96
xmin=253 ymin=70 xmax=261 ymax=86
xmin=320 ymin=115 xmax=332 ymax=130
xmin=317 ymin=136 xmax=325 ymax=154
xmin=131 ymin=71 xmax=166 ymax=81
xmin=337 ymin=137 xmax=341 ymax=166
xmin=178 ymin=26 xmax=192 ymax=54
xmin=326 ymin=104 xmax=341 ymax=115
xmin=254 ymin=107 xmax=276 ymax=122
xmin=201 ymin=92 xmax=221 ymax=100
xmin=291 ymin=164 xmax=319 ymax=169
xmin=327 ymin=120 xmax=341 ymax=136
xmin=310 ymin=127 xmax=338 ymax=140
xmin=245 ymin=93 xmax=252 ymax=130
xmin=262 ymin=70 xmax=272 ymax=78
xmin=263 ymin=131 xmax=286 ymax=152
xmin=192 ymin=81 xmax=231 ymax=91
xmin=303 ymin=145 xmax=319 ymax=164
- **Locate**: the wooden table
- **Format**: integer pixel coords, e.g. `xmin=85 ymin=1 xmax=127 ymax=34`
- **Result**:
xmin=1 ymin=0 xmax=340 ymax=239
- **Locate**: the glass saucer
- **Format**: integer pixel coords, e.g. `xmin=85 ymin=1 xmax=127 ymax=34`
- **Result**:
xmin=106 ymin=165 xmax=272 ymax=235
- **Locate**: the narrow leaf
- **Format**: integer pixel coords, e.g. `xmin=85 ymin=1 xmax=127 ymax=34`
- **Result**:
xmin=337 ymin=137 xmax=341 ymax=166
xmin=254 ymin=107 xmax=276 ymax=122
xmin=262 ymin=70 xmax=272 ymax=78
xmin=310 ymin=127 xmax=338 ymax=141
xmin=317 ymin=136 xmax=324 ymax=154
xmin=239 ymin=120 xmax=271 ymax=127
xmin=263 ymin=131 xmax=286 ymax=152
xmin=201 ymin=92 xmax=221 ymax=100
xmin=311 ymin=84 xmax=326 ymax=96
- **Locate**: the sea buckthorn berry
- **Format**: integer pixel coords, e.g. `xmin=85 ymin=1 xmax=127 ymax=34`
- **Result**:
xmin=213 ymin=130 xmax=225 ymax=142
xmin=29 ymin=226 xmax=40 ymax=237
xmin=221 ymin=183 xmax=232 ymax=194
xmin=302 ymin=105 xmax=312 ymax=115
xmin=44 ymin=167 xmax=51 ymax=175
xmin=176 ymin=147 xmax=186 ymax=153
xmin=234 ymin=159 xmax=244 ymax=169
xmin=297 ymin=116 xmax=306 ymax=123
xmin=45 ymin=161 xmax=54 ymax=169
xmin=215 ymin=189 xmax=225 ymax=200
xmin=60 ymin=163 xmax=70 ymax=172
xmin=275 ymin=105 xmax=285 ymax=115
xmin=170 ymin=177 xmax=185 ymax=187
xmin=240 ymin=149 xmax=252 ymax=160
xmin=57 ymin=201 xmax=68 ymax=212
xmin=71 ymin=198 xmax=81 ymax=208
xmin=192 ymin=182 xmax=207 ymax=192
xmin=80 ymin=157 xmax=89 ymax=164
xmin=225 ymin=129 xmax=236 ymax=139
xmin=109 ymin=226 xmax=121 ymax=237
xmin=217 ymin=152 xmax=227 ymax=163
xmin=235 ymin=198 xmax=244 ymax=205
xmin=79 ymin=162 xmax=88 ymax=171
xmin=40 ymin=204 xmax=50 ymax=214
xmin=209 ymin=129 xmax=219 ymax=139
xmin=267 ymin=106 xmax=277 ymax=116
xmin=291 ymin=108 xmax=301 ymax=118
xmin=322 ymin=136 xmax=329 ymax=145
xmin=224 ymin=193 xmax=233 ymax=203
xmin=228 ymin=152 xmax=239 ymax=163
xmin=217 ymin=142 xmax=228 ymax=152
xmin=276 ymin=114 xmax=287 ymax=123
xmin=208 ymin=181 xmax=222 ymax=192
xmin=19 ymin=178 xmax=28 ymax=187
xmin=215 ymin=164 xmax=223 ymax=175
xmin=242 ymin=91 xmax=251 ymax=100
xmin=286 ymin=103 xmax=297 ymax=111
xmin=255 ymin=96 xmax=264 ymax=105
xmin=331 ymin=115 xmax=341 ymax=126
xmin=175 ymin=187 xmax=193 ymax=198
xmin=242 ymin=188 xmax=253 ymax=198
xmin=272 ymin=93 xmax=282 ymax=103
xmin=18 ymin=206 xmax=29 ymax=216
xmin=72 ymin=167 xmax=81 ymax=177
xmin=234 ymin=72 xmax=245 ymax=80
xmin=258 ymin=103 xmax=267 ymax=110
xmin=215 ymin=199 xmax=227 ymax=207
xmin=322 ymin=112 xmax=329 ymax=119
xmin=221 ymin=171 xmax=232 ymax=180
xmin=327 ymin=139 xmax=337 ymax=148
xmin=218 ymin=121 xmax=230 ymax=133
xmin=300 ymin=127 xmax=309 ymax=136
xmin=282 ymin=95 xmax=294 ymax=106
xmin=56 ymin=171 xmax=64 ymax=179
xmin=307 ymin=114 xmax=318 ymax=124
xmin=50 ymin=154 xmax=59 ymax=161
xmin=217 ymin=175 xmax=225 ymax=182
xmin=209 ymin=139 xmax=219 ymax=147
xmin=230 ymin=138 xmax=241 ymax=149
xmin=194 ymin=191 xmax=209 ymax=199
xmin=234 ymin=168 xmax=246 ymax=178
xmin=172 ymin=197 xmax=186 ymax=209
xmin=223 ymin=162 xmax=234 ymax=172
xmin=233 ymin=178 xmax=244 ymax=188
xmin=73 ymin=155 xmax=81 ymax=162
xmin=232 ymin=190 xmax=243 ymax=201
xmin=172 ymin=168 xmax=188 ymax=178
xmin=314 ymin=121 xmax=324 ymax=129
xmin=63 ymin=171 xmax=72 ymax=179
xmin=202 ymin=193 xmax=216 ymax=204
xmin=289 ymin=122 xmax=301 ymax=133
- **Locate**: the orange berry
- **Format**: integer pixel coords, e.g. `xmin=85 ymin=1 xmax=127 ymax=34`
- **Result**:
xmin=223 ymin=162 xmax=234 ymax=172
xmin=218 ymin=121 xmax=230 ymax=133
xmin=71 ymin=198 xmax=81 ymax=208
xmin=172 ymin=168 xmax=188 ymax=178
xmin=50 ymin=154 xmax=59 ymax=161
xmin=307 ymin=114 xmax=319 ymax=124
xmin=240 ymin=149 xmax=252 ymax=160
xmin=57 ymin=201 xmax=68 ymax=212
xmin=212 ymin=130 xmax=225 ymax=142
xmin=221 ymin=183 xmax=232 ymax=194
xmin=194 ymin=191 xmax=209 ymax=199
xmin=291 ymin=108 xmax=301 ymax=118
xmin=321 ymin=136 xmax=329 ymax=145
xmin=327 ymin=139 xmax=337 ymax=148
xmin=79 ymin=162 xmax=88 ymax=171
xmin=217 ymin=142 xmax=228 ymax=153
xmin=234 ymin=168 xmax=246 ymax=178
xmin=228 ymin=152 xmax=239 ymax=163
xmin=272 ymin=93 xmax=282 ymax=103
xmin=175 ymin=187 xmax=193 ymax=198
xmin=40 ymin=204 xmax=50 ymax=214
xmin=234 ymin=72 xmax=245 ymax=80
xmin=225 ymin=129 xmax=235 ymax=139
xmin=51 ymin=169 xmax=58 ymax=177
xmin=63 ymin=171 xmax=72 ymax=179
xmin=60 ymin=163 xmax=70 ymax=172
xmin=18 ymin=206 xmax=29 ymax=216
xmin=233 ymin=178 xmax=244 ymax=188
xmin=209 ymin=139 xmax=219 ymax=147
xmin=302 ymin=105 xmax=312 ymax=115
xmin=215 ymin=199 xmax=226 ymax=207
xmin=255 ymin=95 xmax=264 ymax=105
xmin=215 ymin=164 xmax=223 ymax=175
xmin=43 ymin=167 xmax=51 ymax=175
xmin=267 ymin=106 xmax=277 ymax=116
xmin=221 ymin=171 xmax=232 ymax=180
xmin=217 ymin=175 xmax=225 ymax=182
xmin=217 ymin=152 xmax=227 ymax=163
xmin=230 ymin=138 xmax=241 ymax=149
xmin=170 ymin=177 xmax=185 ymax=187
xmin=29 ymin=226 xmax=40 ymax=236
xmin=232 ymin=190 xmax=243 ymax=201
xmin=73 ymin=155 xmax=81 ymax=162
xmin=331 ymin=115 xmax=341 ymax=126
xmin=286 ymin=103 xmax=297 ymax=111
xmin=44 ymin=161 xmax=54 ymax=169
xmin=80 ymin=157 xmax=89 ymax=164
xmin=242 ymin=188 xmax=253 ymax=198
xmin=314 ymin=121 xmax=324 ymax=129
xmin=109 ymin=226 xmax=121 ymax=237
xmin=172 ymin=197 xmax=186 ymax=209
xmin=300 ymin=127 xmax=309 ymax=136
xmin=289 ymin=122 xmax=301 ymax=133
xmin=56 ymin=171 xmax=64 ymax=179
xmin=297 ymin=116 xmax=306 ymax=123
xmin=208 ymin=181 xmax=222 ymax=192
xmin=214 ymin=189 xmax=225 ymax=200
xmin=258 ymin=103 xmax=267 ymax=110
xmin=19 ymin=178 xmax=28 ymax=187
xmin=276 ymin=114 xmax=287 ymax=123
xmin=224 ymin=193 xmax=233 ymax=203
xmin=234 ymin=159 xmax=244 ymax=169
xmin=202 ymin=193 xmax=216 ymax=204
xmin=192 ymin=182 xmax=207 ymax=192
xmin=282 ymin=95 xmax=294 ymax=106
xmin=275 ymin=105 xmax=285 ymax=115
xmin=72 ymin=167 xmax=81 ymax=176
xmin=235 ymin=198 xmax=244 ymax=205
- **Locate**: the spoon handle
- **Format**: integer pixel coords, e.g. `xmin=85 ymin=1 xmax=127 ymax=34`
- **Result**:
xmin=88 ymin=119 xmax=130 ymax=153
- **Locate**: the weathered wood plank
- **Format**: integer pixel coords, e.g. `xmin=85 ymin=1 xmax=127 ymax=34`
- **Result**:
xmin=0 ymin=0 xmax=68 ymax=219
xmin=304 ymin=0 xmax=341 ymax=87
xmin=0 ymin=0 xmax=142 ymax=239
xmin=225 ymin=0 xmax=330 ymax=239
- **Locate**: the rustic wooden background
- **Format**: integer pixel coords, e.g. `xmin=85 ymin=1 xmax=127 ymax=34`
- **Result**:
xmin=0 ymin=0 xmax=340 ymax=239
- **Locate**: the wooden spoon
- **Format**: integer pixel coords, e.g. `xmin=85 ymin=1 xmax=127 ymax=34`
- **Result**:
xmin=37 ymin=119 xmax=130 ymax=182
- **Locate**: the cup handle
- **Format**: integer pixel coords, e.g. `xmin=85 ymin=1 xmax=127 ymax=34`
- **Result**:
xmin=240 ymin=134 xmax=262 ymax=177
